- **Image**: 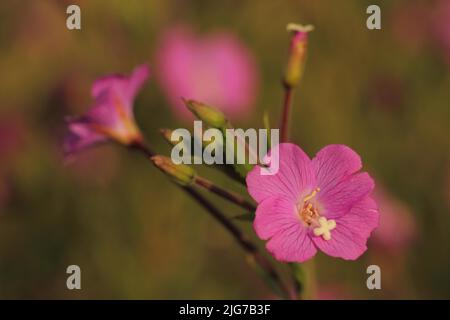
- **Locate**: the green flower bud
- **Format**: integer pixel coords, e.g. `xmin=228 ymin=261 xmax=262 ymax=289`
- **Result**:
xmin=184 ymin=99 xmax=228 ymax=129
xmin=151 ymin=155 xmax=195 ymax=186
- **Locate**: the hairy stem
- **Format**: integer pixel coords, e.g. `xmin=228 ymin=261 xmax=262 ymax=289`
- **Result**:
xmin=129 ymin=140 xmax=292 ymax=299
xmin=194 ymin=176 xmax=257 ymax=212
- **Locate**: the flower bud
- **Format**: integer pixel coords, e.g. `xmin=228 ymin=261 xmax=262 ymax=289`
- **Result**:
xmin=151 ymin=155 xmax=195 ymax=186
xmin=184 ymin=99 xmax=228 ymax=129
xmin=283 ymin=23 xmax=314 ymax=89
xmin=160 ymin=128 xmax=176 ymax=146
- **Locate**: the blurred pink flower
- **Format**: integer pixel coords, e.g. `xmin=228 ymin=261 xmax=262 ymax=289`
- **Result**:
xmin=0 ymin=179 xmax=8 ymax=208
xmin=0 ymin=114 xmax=26 ymax=163
xmin=392 ymin=0 xmax=450 ymax=66
xmin=64 ymin=64 xmax=149 ymax=157
xmin=155 ymin=25 xmax=258 ymax=121
xmin=246 ymin=143 xmax=379 ymax=262
xmin=432 ymin=0 xmax=450 ymax=65
xmin=0 ymin=114 xmax=27 ymax=208
xmin=371 ymin=188 xmax=417 ymax=253
xmin=391 ymin=2 xmax=431 ymax=51
xmin=317 ymin=285 xmax=351 ymax=300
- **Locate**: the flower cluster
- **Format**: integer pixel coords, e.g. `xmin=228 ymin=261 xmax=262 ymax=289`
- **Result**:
xmin=63 ymin=23 xmax=381 ymax=298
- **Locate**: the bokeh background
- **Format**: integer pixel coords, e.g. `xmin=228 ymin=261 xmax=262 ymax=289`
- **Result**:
xmin=1 ymin=0 xmax=450 ymax=299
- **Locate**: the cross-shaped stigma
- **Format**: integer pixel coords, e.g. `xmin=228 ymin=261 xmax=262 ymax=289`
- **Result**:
xmin=313 ymin=217 xmax=336 ymax=241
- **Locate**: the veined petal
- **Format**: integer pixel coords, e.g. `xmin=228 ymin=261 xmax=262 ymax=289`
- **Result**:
xmin=312 ymin=144 xmax=362 ymax=193
xmin=320 ymin=172 xmax=375 ymax=218
xmin=254 ymin=196 xmax=299 ymax=240
xmin=312 ymin=197 xmax=379 ymax=260
xmin=312 ymin=144 xmax=373 ymax=217
xmin=253 ymin=196 xmax=317 ymax=263
xmin=246 ymin=143 xmax=315 ymax=203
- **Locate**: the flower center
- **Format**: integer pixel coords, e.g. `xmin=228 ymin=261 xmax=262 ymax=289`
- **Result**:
xmin=298 ymin=188 xmax=336 ymax=241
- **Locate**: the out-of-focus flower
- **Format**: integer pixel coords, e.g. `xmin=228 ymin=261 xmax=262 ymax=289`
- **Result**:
xmin=431 ymin=0 xmax=450 ymax=66
xmin=371 ymin=188 xmax=417 ymax=253
xmin=0 ymin=113 xmax=27 ymax=209
xmin=283 ymin=23 xmax=313 ymax=88
xmin=367 ymin=75 xmax=405 ymax=112
xmin=64 ymin=64 xmax=150 ymax=157
xmin=155 ymin=25 xmax=258 ymax=121
xmin=0 ymin=114 xmax=26 ymax=164
xmin=317 ymin=285 xmax=351 ymax=300
xmin=246 ymin=143 xmax=379 ymax=262
xmin=0 ymin=179 xmax=8 ymax=209
xmin=391 ymin=2 xmax=431 ymax=52
xmin=392 ymin=0 xmax=450 ymax=67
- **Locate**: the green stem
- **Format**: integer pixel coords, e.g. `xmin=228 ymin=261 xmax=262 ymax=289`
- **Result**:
xmin=290 ymin=259 xmax=317 ymax=300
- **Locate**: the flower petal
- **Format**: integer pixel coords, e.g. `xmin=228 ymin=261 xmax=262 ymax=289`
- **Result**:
xmin=312 ymin=144 xmax=362 ymax=192
xmin=253 ymin=196 xmax=317 ymax=263
xmin=319 ymin=172 xmax=375 ymax=218
xmin=63 ymin=118 xmax=107 ymax=156
xmin=312 ymin=197 xmax=379 ymax=260
xmin=254 ymin=196 xmax=299 ymax=240
xmin=91 ymin=64 xmax=150 ymax=115
xmin=246 ymin=143 xmax=315 ymax=203
xmin=312 ymin=144 xmax=374 ymax=217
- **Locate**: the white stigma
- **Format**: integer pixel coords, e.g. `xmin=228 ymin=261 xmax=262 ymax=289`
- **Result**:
xmin=313 ymin=217 xmax=336 ymax=241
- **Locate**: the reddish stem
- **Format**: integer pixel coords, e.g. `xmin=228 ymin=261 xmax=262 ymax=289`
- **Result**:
xmin=280 ymin=86 xmax=293 ymax=143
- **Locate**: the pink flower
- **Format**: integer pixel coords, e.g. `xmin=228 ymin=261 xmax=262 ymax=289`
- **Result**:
xmin=155 ymin=25 xmax=258 ymax=120
xmin=246 ymin=143 xmax=379 ymax=262
xmin=64 ymin=64 xmax=150 ymax=156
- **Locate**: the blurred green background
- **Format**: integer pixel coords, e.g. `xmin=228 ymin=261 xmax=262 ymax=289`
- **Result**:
xmin=1 ymin=0 xmax=449 ymax=299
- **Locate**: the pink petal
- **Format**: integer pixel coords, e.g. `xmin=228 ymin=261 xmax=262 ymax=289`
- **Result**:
xmin=312 ymin=197 xmax=379 ymax=260
xmin=64 ymin=119 xmax=107 ymax=156
xmin=312 ymin=144 xmax=362 ymax=192
xmin=266 ymin=230 xmax=317 ymax=263
xmin=312 ymin=144 xmax=374 ymax=217
xmin=254 ymin=196 xmax=299 ymax=240
xmin=91 ymin=64 xmax=150 ymax=116
xmin=246 ymin=143 xmax=315 ymax=203
xmin=127 ymin=64 xmax=151 ymax=101
xmin=254 ymin=196 xmax=317 ymax=262
xmin=320 ymin=172 xmax=375 ymax=218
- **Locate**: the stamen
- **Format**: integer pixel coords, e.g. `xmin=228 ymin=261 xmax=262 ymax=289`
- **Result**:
xmin=303 ymin=188 xmax=320 ymax=202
